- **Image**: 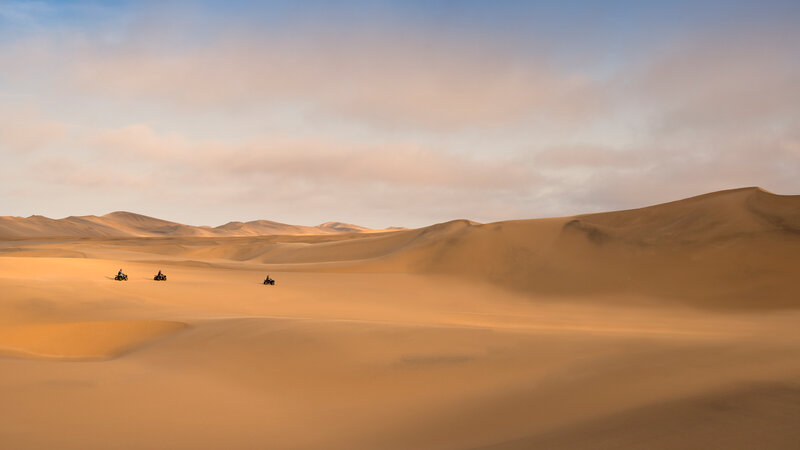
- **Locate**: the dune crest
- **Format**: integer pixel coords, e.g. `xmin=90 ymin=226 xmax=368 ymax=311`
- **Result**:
xmin=0 ymin=211 xmax=392 ymax=238
xmin=401 ymin=187 xmax=800 ymax=307
xmin=567 ymin=186 xmax=800 ymax=244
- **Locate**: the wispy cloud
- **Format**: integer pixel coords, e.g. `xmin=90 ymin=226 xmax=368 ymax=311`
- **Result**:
xmin=0 ymin=108 xmax=67 ymax=153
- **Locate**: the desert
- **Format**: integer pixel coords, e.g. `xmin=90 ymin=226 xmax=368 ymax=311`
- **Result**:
xmin=2 ymin=1 xmax=799 ymax=447
xmin=1 ymin=187 xmax=799 ymax=449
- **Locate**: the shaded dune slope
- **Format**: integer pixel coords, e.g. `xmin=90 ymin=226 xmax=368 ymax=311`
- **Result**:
xmin=477 ymin=381 xmax=800 ymax=450
xmin=411 ymin=187 xmax=800 ymax=308
xmin=403 ymin=187 xmax=800 ymax=307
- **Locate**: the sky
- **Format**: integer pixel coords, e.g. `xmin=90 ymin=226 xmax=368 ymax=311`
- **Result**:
xmin=0 ymin=0 xmax=798 ymax=228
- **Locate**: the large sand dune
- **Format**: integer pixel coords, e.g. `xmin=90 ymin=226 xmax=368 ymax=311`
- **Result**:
xmin=1 ymin=187 xmax=799 ymax=448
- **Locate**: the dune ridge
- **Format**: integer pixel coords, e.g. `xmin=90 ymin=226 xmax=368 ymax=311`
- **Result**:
xmin=0 ymin=211 xmax=397 ymax=238
xmin=44 ymin=187 xmax=792 ymax=309
xmin=0 ymin=320 xmax=188 ymax=360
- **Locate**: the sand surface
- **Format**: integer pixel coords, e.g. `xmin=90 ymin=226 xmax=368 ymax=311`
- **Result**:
xmin=1 ymin=187 xmax=799 ymax=449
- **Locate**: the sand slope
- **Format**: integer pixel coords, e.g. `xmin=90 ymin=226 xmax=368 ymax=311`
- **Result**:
xmin=479 ymin=381 xmax=800 ymax=450
xmin=0 ymin=320 xmax=187 ymax=360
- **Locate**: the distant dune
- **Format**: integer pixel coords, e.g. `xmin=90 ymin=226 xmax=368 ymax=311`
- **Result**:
xmin=215 ymin=219 xmax=374 ymax=236
xmin=0 ymin=211 xmax=395 ymax=238
xmin=1 ymin=187 xmax=799 ymax=308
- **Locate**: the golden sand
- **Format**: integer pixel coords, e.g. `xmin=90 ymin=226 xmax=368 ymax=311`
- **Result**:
xmin=1 ymin=187 xmax=799 ymax=449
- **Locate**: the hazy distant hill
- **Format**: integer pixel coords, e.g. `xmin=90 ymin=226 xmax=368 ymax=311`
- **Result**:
xmin=0 ymin=211 xmax=397 ymax=238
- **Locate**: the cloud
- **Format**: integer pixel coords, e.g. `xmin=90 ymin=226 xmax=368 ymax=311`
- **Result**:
xmin=0 ymin=5 xmax=605 ymax=131
xmin=534 ymin=145 xmax=648 ymax=169
xmin=69 ymin=39 xmax=599 ymax=130
xmin=0 ymin=116 xmax=544 ymax=225
xmin=0 ymin=2 xmax=799 ymax=226
xmin=223 ymin=139 xmax=535 ymax=190
xmin=82 ymin=124 xmax=537 ymax=191
xmin=0 ymin=108 xmax=67 ymax=153
xmin=90 ymin=124 xmax=194 ymax=160
xmin=32 ymin=157 xmax=154 ymax=190
xmin=635 ymin=33 xmax=800 ymax=137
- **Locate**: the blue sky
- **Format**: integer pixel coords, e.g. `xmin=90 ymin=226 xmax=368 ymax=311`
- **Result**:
xmin=0 ymin=0 xmax=798 ymax=227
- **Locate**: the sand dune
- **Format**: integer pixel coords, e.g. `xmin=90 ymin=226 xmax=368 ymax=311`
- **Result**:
xmin=215 ymin=219 xmax=377 ymax=236
xmin=0 ymin=211 xmax=391 ymax=238
xmin=1 ymin=187 xmax=799 ymax=449
xmin=23 ymin=187 xmax=790 ymax=308
xmin=406 ymin=187 xmax=800 ymax=308
xmin=268 ymin=187 xmax=800 ymax=308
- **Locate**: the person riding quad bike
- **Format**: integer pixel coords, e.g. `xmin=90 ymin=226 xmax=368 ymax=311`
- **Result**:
xmin=154 ymin=270 xmax=167 ymax=281
xmin=263 ymin=275 xmax=275 ymax=285
xmin=115 ymin=269 xmax=128 ymax=281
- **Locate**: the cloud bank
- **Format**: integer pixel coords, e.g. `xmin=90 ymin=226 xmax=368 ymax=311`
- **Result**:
xmin=0 ymin=1 xmax=798 ymax=227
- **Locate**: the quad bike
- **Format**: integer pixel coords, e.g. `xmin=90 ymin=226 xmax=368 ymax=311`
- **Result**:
xmin=114 ymin=274 xmax=128 ymax=281
xmin=263 ymin=276 xmax=275 ymax=285
xmin=154 ymin=273 xmax=167 ymax=281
